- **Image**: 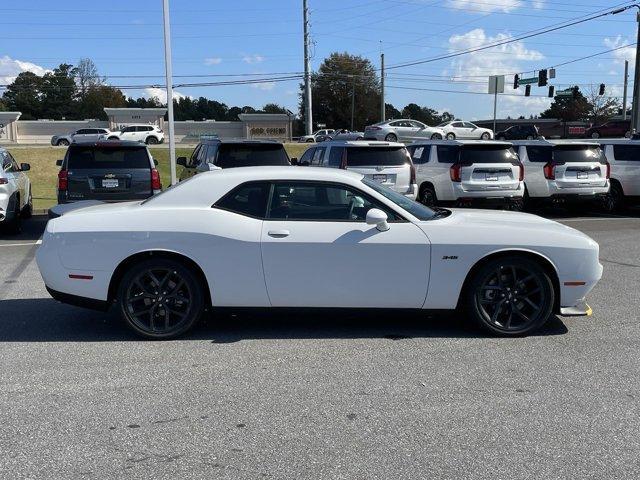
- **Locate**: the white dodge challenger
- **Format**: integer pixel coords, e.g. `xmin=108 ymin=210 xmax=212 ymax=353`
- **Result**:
xmin=36 ymin=167 xmax=602 ymax=339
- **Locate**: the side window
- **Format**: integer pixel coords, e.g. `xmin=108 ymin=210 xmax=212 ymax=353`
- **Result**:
xmin=214 ymin=182 xmax=271 ymax=218
xmin=76 ymin=129 xmax=90 ymax=135
xmin=2 ymin=153 xmax=11 ymax=171
xmin=205 ymin=144 xmax=218 ymax=163
xmin=327 ymin=147 xmax=344 ymax=167
xmin=267 ymin=182 xmax=399 ymax=222
xmin=311 ymin=147 xmax=326 ymax=165
xmin=613 ymin=145 xmax=640 ymax=161
xmin=122 ymin=126 xmax=135 ymax=133
xmin=299 ymin=147 xmax=315 ymax=164
xmin=411 ymin=146 xmax=430 ymax=164
xmin=187 ymin=145 xmax=201 ymax=167
xmin=436 ymin=146 xmax=459 ymax=163
xmin=3 ymin=152 xmax=18 ymax=172
xmin=526 ymin=146 xmax=552 ymax=163
xmin=197 ymin=144 xmax=209 ymax=164
xmin=389 ymin=121 xmax=402 ymax=127
xmin=463 ymin=122 xmax=476 ymax=129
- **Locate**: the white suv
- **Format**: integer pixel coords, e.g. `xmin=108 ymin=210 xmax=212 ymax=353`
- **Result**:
xmin=598 ymin=139 xmax=640 ymax=210
xmin=299 ymin=140 xmax=417 ymax=199
xmin=0 ymin=147 xmax=32 ymax=234
xmin=513 ymin=140 xmax=610 ymax=208
xmin=115 ymin=124 xmax=164 ymax=144
xmin=406 ymin=140 xmax=524 ymax=208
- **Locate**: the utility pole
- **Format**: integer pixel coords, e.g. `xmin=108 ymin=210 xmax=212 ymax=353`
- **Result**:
xmin=162 ymin=0 xmax=177 ymax=185
xmin=631 ymin=8 xmax=640 ymax=133
xmin=350 ymin=75 xmax=356 ymax=131
xmin=623 ymin=60 xmax=629 ymax=120
xmin=380 ymin=53 xmax=385 ymax=122
xmin=303 ymin=0 xmax=313 ymax=135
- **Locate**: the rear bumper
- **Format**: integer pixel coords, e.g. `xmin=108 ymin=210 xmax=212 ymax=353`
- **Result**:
xmin=456 ymin=196 xmax=522 ymax=206
xmin=46 ymin=286 xmax=110 ymax=311
xmin=453 ymin=183 xmax=525 ymax=201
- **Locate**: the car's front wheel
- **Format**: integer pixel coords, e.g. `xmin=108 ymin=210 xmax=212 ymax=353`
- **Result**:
xmin=57 ymin=139 xmax=70 ymax=146
xmin=385 ymin=133 xmax=398 ymax=142
xmin=481 ymin=132 xmax=491 ymax=140
xmin=118 ymin=258 xmax=205 ymax=339
xmin=430 ymin=133 xmax=443 ymax=140
xmin=306 ymin=138 xmax=315 ymax=143
xmin=590 ymin=131 xmax=600 ymax=139
xmin=445 ymin=132 xmax=456 ymax=140
xmin=146 ymin=136 xmax=159 ymax=145
xmin=464 ymin=256 xmax=554 ymax=336
xmin=21 ymin=191 xmax=33 ymax=219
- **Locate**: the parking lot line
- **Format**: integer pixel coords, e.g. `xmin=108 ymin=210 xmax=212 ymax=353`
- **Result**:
xmin=1 ymin=240 xmax=42 ymax=247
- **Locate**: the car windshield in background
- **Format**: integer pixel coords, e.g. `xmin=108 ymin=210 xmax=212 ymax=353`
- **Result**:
xmin=553 ymin=145 xmax=605 ymax=163
xmin=67 ymin=146 xmax=150 ymax=169
xmin=216 ymin=144 xmax=290 ymax=168
xmin=362 ymin=178 xmax=435 ymax=221
xmin=460 ymin=145 xmax=519 ymax=163
xmin=347 ymin=147 xmax=409 ymax=167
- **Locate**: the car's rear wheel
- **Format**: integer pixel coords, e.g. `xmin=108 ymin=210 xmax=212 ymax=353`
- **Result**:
xmin=146 ymin=136 xmax=159 ymax=145
xmin=481 ymin=132 xmax=491 ymax=140
xmin=590 ymin=131 xmax=600 ymax=139
xmin=306 ymin=138 xmax=315 ymax=143
xmin=464 ymin=256 xmax=554 ymax=336
xmin=385 ymin=133 xmax=398 ymax=142
xmin=419 ymin=184 xmax=437 ymax=207
xmin=609 ymin=181 xmax=626 ymax=211
xmin=118 ymin=258 xmax=204 ymax=339
xmin=57 ymin=139 xmax=69 ymax=146
xmin=445 ymin=132 xmax=456 ymax=140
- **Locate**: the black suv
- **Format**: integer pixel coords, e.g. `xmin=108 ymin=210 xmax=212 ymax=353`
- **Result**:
xmin=56 ymin=140 xmax=161 ymax=204
xmin=495 ymin=125 xmax=540 ymax=140
xmin=177 ymin=139 xmax=291 ymax=181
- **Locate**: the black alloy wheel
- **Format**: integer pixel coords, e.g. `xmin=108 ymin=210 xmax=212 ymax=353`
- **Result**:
xmin=419 ymin=185 xmax=437 ymax=207
xmin=118 ymin=259 xmax=204 ymax=339
xmin=466 ymin=257 xmax=554 ymax=335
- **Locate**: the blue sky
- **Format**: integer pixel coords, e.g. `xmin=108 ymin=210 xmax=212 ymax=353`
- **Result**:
xmin=0 ymin=0 xmax=638 ymax=121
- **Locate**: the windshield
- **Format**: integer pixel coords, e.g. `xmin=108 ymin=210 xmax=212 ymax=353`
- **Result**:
xmin=216 ymin=144 xmax=290 ymax=168
xmin=362 ymin=178 xmax=435 ymax=220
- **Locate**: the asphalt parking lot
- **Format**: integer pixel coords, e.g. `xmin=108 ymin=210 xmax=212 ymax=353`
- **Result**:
xmin=1 ymin=211 xmax=639 ymax=479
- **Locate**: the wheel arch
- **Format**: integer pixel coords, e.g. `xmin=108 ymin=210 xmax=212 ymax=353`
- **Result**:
xmin=107 ymin=250 xmax=212 ymax=308
xmin=418 ymin=180 xmax=438 ymax=199
xmin=609 ymin=177 xmax=624 ymax=195
xmin=456 ymin=248 xmax=561 ymax=314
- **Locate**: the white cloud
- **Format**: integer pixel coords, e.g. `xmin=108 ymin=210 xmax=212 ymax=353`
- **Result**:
xmin=500 ymin=95 xmax=552 ymax=118
xmin=242 ymin=54 xmax=265 ymax=64
xmin=204 ymin=57 xmax=222 ymax=65
xmin=250 ymin=81 xmax=275 ymax=91
xmin=604 ymin=36 xmax=635 ymax=65
xmin=532 ymin=0 xmax=545 ymax=8
xmin=143 ymin=87 xmax=190 ymax=103
xmin=447 ymin=0 xmax=521 ymax=13
xmin=0 ymin=55 xmax=49 ymax=85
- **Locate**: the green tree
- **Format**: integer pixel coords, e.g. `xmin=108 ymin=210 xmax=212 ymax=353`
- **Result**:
xmin=82 ymin=85 xmax=127 ymax=119
xmin=261 ymin=103 xmax=288 ymax=114
xmin=1 ymin=71 xmax=43 ymax=119
xmin=401 ymin=103 xmax=455 ymax=125
xmin=41 ymin=64 xmax=79 ymax=119
xmin=540 ymin=86 xmax=590 ymax=122
xmin=300 ymin=52 xmax=381 ymax=130
xmin=385 ymin=103 xmax=401 ymax=120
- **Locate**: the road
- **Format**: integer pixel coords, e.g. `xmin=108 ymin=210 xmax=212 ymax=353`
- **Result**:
xmin=1 ymin=213 xmax=639 ymax=479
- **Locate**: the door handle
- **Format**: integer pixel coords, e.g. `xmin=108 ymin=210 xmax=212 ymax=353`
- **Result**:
xmin=268 ymin=230 xmax=290 ymax=238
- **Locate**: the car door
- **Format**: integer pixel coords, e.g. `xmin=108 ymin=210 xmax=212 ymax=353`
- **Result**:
xmin=387 ymin=121 xmax=406 ymax=140
xmin=462 ymin=122 xmax=480 ymax=138
xmin=119 ymin=126 xmax=136 ymax=141
xmin=407 ymin=121 xmax=426 ymax=141
xmin=260 ymin=181 xmax=430 ymax=308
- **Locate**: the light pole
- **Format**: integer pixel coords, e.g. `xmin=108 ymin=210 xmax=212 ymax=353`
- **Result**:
xmin=162 ymin=0 xmax=177 ymax=185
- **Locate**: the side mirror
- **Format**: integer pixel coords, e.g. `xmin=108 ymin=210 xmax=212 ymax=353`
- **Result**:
xmin=152 ymin=158 xmax=158 ymax=166
xmin=290 ymin=157 xmax=298 ymax=165
xmin=20 ymin=163 xmax=30 ymax=171
xmin=56 ymin=159 xmax=63 ymax=167
xmin=366 ymin=208 xmax=389 ymax=232
xmin=176 ymin=156 xmax=187 ymax=166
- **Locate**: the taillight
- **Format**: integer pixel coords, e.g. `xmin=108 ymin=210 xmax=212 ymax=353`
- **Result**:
xmin=543 ymin=162 xmax=555 ymax=180
xmin=450 ymin=164 xmax=462 ymax=182
xmin=518 ymin=163 xmax=524 ymax=182
xmin=367 ymin=126 xmax=382 ymax=131
xmin=58 ymin=170 xmax=68 ymax=191
xmin=151 ymin=168 xmax=162 ymax=190
xmin=410 ymin=162 xmax=416 ymax=185
xmin=604 ymin=161 xmax=611 ymax=179
xmin=339 ymin=149 xmax=347 ymax=169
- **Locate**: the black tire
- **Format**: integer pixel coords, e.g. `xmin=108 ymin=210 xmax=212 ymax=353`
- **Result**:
xmin=445 ymin=132 xmax=456 ymax=140
xmin=590 ymin=131 xmax=600 ymax=139
xmin=609 ymin=181 xmax=626 ymax=212
xmin=385 ymin=133 xmax=398 ymax=142
xmin=430 ymin=133 xmax=443 ymax=140
xmin=481 ymin=132 xmax=491 ymax=140
xmin=509 ymin=198 xmax=524 ymax=211
xmin=3 ymin=194 xmax=22 ymax=235
xmin=57 ymin=139 xmax=70 ymax=146
xmin=464 ymin=256 xmax=554 ymax=336
xmin=118 ymin=258 xmax=205 ymax=339
xmin=419 ymin=184 xmax=437 ymax=207
xmin=21 ymin=191 xmax=33 ymax=219
xmin=107 ymin=136 xmax=119 ymax=141
xmin=146 ymin=136 xmax=159 ymax=145
xmin=306 ymin=138 xmax=315 ymax=143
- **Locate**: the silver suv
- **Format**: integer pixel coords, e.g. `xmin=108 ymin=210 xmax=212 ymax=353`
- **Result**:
xmin=406 ymin=140 xmax=524 ymax=208
xmin=299 ymin=140 xmax=417 ymax=199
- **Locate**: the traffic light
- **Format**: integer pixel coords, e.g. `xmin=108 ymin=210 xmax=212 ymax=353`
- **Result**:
xmin=599 ymin=83 xmax=605 ymax=95
xmin=538 ymin=69 xmax=548 ymax=87
xmin=513 ymin=74 xmax=520 ymax=89
xmin=525 ymin=84 xmax=531 ymax=97
xmin=548 ymin=86 xmax=555 ymax=97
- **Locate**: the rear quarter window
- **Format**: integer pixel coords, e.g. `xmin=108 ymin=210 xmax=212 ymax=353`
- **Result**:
xmin=612 ymin=144 xmax=640 ymax=161
xmin=345 ymin=147 xmax=410 ymax=167
xmin=67 ymin=146 xmax=151 ymax=169
xmin=525 ymin=146 xmax=552 ymax=163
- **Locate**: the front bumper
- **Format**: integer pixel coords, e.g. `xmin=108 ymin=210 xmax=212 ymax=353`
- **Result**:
xmin=560 ymin=299 xmax=593 ymax=317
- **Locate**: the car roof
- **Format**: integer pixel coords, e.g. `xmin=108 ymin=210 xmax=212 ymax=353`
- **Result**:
xmin=511 ymin=139 xmax=600 ymax=147
xmin=596 ymin=139 xmax=640 ymax=145
xmin=70 ymin=140 xmax=149 ymax=148
xmin=410 ymin=139 xmax=512 ymax=147
xmin=321 ymin=140 xmax=405 ymax=147
xmin=207 ymin=139 xmax=281 ymax=145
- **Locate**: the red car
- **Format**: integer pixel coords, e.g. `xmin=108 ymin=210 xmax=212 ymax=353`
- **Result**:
xmin=585 ymin=120 xmax=630 ymax=139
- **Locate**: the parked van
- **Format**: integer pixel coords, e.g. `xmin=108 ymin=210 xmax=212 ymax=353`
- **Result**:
xmin=598 ymin=139 xmax=640 ymax=210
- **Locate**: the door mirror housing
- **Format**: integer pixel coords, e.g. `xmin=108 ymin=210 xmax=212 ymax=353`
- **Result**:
xmin=366 ymin=208 xmax=389 ymax=231
xmin=56 ymin=159 xmax=63 ymax=167
xmin=176 ymin=156 xmax=187 ymax=166
xmin=20 ymin=163 xmax=30 ymax=171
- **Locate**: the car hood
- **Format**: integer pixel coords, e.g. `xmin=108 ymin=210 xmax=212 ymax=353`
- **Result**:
xmin=417 ymin=208 xmax=597 ymax=249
